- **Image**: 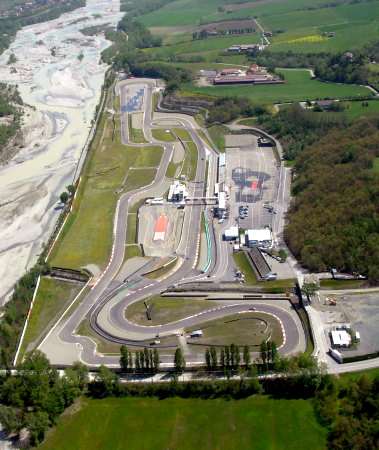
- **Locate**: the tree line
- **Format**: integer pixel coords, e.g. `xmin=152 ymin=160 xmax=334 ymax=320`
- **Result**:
xmin=2 ymin=349 xmax=377 ymax=449
xmin=257 ymin=103 xmax=347 ymax=160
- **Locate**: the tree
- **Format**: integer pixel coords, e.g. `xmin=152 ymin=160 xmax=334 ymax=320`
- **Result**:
xmin=302 ymin=282 xmax=318 ymax=299
xmin=260 ymin=341 xmax=268 ymax=370
xmin=120 ymin=345 xmax=129 ymax=372
xmin=270 ymin=342 xmax=278 ymax=365
xmin=128 ymin=352 xmax=133 ymax=372
xmin=60 ymin=191 xmax=69 ymax=204
xmin=210 ymin=347 xmax=218 ymax=370
xmin=153 ymin=348 xmax=160 ymax=373
xmin=205 ymin=348 xmax=211 ymax=371
xmin=174 ymin=348 xmax=185 ymax=374
xmin=243 ymin=346 xmax=251 ymax=370
xmin=0 ymin=405 xmax=23 ymax=436
xmin=144 ymin=348 xmax=150 ymax=371
xmin=66 ymin=184 xmax=75 ymax=196
xmin=149 ymin=350 xmax=154 ymax=372
xmin=220 ymin=348 xmax=225 ymax=370
xmin=235 ymin=346 xmax=241 ymax=369
xmin=25 ymin=411 xmax=50 ymax=446
xmin=230 ymin=344 xmax=236 ymax=369
xmin=95 ymin=365 xmax=117 ymax=396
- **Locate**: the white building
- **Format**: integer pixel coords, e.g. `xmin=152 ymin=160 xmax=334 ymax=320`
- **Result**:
xmin=168 ymin=181 xmax=188 ymax=203
xmin=224 ymin=226 xmax=239 ymax=241
xmin=331 ymin=330 xmax=351 ymax=348
xmin=246 ymin=228 xmax=272 ymax=248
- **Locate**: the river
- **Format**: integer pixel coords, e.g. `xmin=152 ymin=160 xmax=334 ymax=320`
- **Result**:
xmin=0 ymin=0 xmax=123 ymax=303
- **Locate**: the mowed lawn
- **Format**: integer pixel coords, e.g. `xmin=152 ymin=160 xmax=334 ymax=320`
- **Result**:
xmin=49 ymin=109 xmax=163 ymax=270
xmin=185 ymin=69 xmax=372 ymax=104
xmin=39 ymin=396 xmax=327 ymax=450
xmin=19 ymin=277 xmax=83 ymax=360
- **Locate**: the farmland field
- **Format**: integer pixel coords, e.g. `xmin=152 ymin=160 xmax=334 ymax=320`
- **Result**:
xmin=141 ymin=0 xmax=379 ymax=54
xmin=38 ymin=396 xmax=327 ymax=450
xmin=184 ymin=69 xmax=372 ymax=104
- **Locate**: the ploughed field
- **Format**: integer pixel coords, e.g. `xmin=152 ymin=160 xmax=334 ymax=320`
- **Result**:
xmin=38 ymin=396 xmax=327 ymax=450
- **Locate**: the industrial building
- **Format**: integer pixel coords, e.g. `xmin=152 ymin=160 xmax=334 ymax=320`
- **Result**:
xmin=213 ymin=64 xmax=284 ymax=85
xmin=167 ymin=180 xmax=188 ymax=203
xmin=246 ymin=229 xmax=273 ymax=248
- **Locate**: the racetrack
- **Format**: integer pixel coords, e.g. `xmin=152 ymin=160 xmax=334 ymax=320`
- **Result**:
xmin=38 ymin=78 xmax=305 ymax=367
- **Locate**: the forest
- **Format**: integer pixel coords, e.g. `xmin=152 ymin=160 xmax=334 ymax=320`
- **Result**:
xmin=285 ymin=118 xmax=379 ymax=281
xmin=257 ymin=104 xmax=347 ymax=160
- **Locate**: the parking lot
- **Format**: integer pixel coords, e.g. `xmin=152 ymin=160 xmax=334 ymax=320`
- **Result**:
xmin=225 ymin=134 xmax=279 ymax=230
xmin=121 ymin=85 xmax=145 ymax=113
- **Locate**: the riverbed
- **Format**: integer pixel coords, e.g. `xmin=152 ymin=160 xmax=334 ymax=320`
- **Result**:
xmin=0 ymin=0 xmax=122 ymax=303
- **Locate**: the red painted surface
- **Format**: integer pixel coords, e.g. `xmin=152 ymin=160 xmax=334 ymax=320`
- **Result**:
xmin=154 ymin=214 xmax=168 ymax=233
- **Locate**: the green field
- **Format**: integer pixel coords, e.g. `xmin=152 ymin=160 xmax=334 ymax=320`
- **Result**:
xmin=208 ymin=124 xmax=227 ymax=152
xmin=152 ymin=128 xmax=176 ymax=141
xmin=173 ymin=127 xmax=191 ymax=141
xmin=19 ymin=278 xmax=82 ymax=360
xmin=341 ymin=100 xmax=379 ymax=120
xmin=319 ymin=279 xmax=367 ymax=290
xmin=39 ymin=396 xmax=327 ymax=450
xmin=181 ymin=140 xmax=198 ymax=180
xmin=184 ymin=69 xmax=372 ymax=104
xmin=233 ymin=252 xmax=258 ymax=285
xmin=145 ymin=34 xmax=259 ymax=61
xmin=186 ymin=311 xmax=283 ymax=347
xmin=125 ymin=296 xmax=217 ymax=325
xmin=140 ymin=0 xmax=379 ymax=54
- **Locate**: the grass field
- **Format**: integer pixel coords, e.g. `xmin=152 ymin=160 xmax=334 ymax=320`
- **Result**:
xmin=126 ymin=214 xmax=137 ymax=244
xmin=341 ymin=100 xmax=379 ymax=120
xmin=145 ymin=34 xmax=260 ymax=61
xmin=19 ymin=278 xmax=82 ymax=359
xmin=186 ymin=311 xmax=283 ymax=347
xmin=233 ymin=252 xmax=257 ymax=285
xmin=39 ymin=396 xmax=327 ymax=450
xmin=124 ymin=244 xmax=143 ymax=260
xmin=144 ymin=257 xmax=178 ymax=280
xmin=125 ymin=296 xmax=217 ymax=325
xmin=184 ymin=69 xmax=372 ymax=104
xmin=152 ymin=128 xmax=176 ymax=141
xmin=319 ymin=279 xmax=367 ymax=290
xmin=208 ymin=124 xmax=227 ymax=152
xmin=49 ymin=97 xmax=162 ymax=270
xmin=373 ymin=157 xmax=379 ymax=174
xmin=181 ymin=141 xmax=198 ymax=180
xmin=173 ymin=127 xmax=191 ymax=141
xmin=128 ymin=115 xmax=147 ymax=143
